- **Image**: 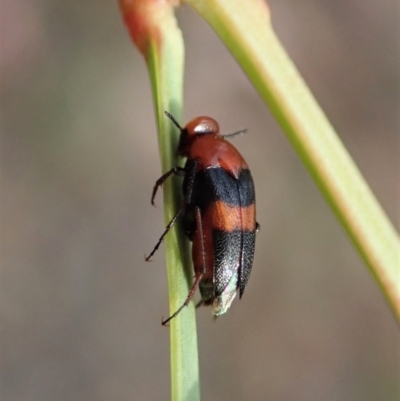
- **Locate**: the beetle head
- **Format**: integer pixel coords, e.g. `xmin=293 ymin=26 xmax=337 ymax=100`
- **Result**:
xmin=164 ymin=112 xmax=220 ymax=157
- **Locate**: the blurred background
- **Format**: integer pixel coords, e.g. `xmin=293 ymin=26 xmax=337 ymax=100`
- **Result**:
xmin=1 ymin=1 xmax=399 ymax=400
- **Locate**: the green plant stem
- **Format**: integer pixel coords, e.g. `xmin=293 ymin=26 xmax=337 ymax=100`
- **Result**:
xmin=186 ymin=0 xmax=400 ymax=319
xmin=148 ymin=36 xmax=200 ymax=401
xmin=144 ymin=9 xmax=200 ymax=401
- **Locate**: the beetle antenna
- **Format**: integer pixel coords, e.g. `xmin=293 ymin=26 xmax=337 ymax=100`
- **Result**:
xmin=222 ymin=128 xmax=247 ymax=139
xmin=164 ymin=111 xmax=183 ymax=131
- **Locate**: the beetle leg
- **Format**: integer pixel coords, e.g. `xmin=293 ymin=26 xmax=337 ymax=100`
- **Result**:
xmin=161 ymin=273 xmax=203 ymax=326
xmin=145 ymin=202 xmax=185 ymax=261
xmin=195 ymin=206 xmax=207 ymax=276
xmin=147 ymin=161 xmax=198 ymax=261
xmin=151 ymin=167 xmax=186 ymax=206
xmin=161 ymin=206 xmax=205 ymax=324
xmin=182 ymin=160 xmax=197 ymax=205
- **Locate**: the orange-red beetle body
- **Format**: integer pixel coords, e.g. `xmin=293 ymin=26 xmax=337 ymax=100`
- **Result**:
xmin=147 ymin=112 xmax=258 ymax=324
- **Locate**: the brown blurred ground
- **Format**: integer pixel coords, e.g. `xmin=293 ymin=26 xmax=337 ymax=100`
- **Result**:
xmin=1 ymin=1 xmax=399 ymax=400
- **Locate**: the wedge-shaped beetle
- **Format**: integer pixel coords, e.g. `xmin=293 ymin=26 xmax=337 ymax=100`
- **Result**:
xmin=147 ymin=111 xmax=259 ymax=324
